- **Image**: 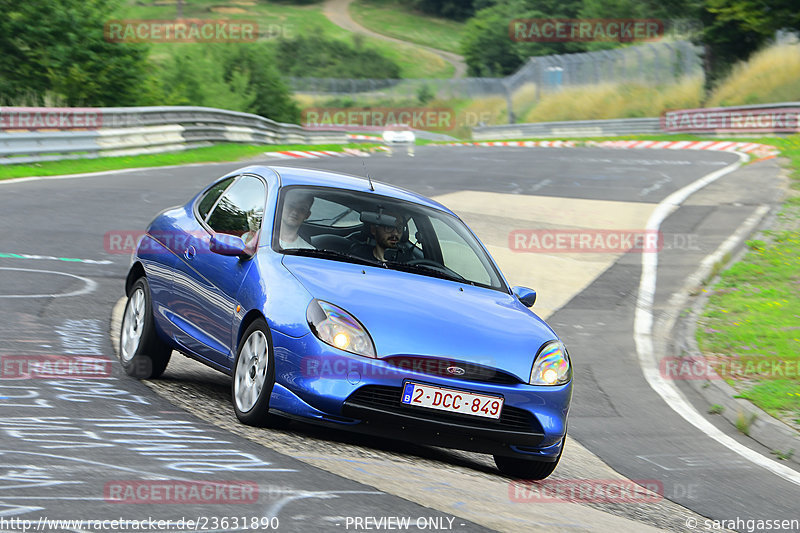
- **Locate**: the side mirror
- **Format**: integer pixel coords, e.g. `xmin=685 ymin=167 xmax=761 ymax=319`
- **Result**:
xmin=210 ymin=234 xmax=249 ymax=258
xmin=512 ymin=286 xmax=536 ymax=307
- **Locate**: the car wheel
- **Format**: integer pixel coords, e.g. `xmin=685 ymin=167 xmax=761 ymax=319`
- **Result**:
xmin=119 ymin=277 xmax=172 ymax=379
xmin=232 ymin=319 xmax=288 ymax=428
xmin=494 ymin=438 xmax=564 ymax=480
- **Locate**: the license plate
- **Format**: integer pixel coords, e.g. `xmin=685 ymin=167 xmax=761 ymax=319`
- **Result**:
xmin=400 ymin=382 xmax=503 ymax=419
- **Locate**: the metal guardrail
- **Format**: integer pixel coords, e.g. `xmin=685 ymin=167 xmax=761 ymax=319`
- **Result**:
xmin=472 ymin=118 xmax=662 ymax=140
xmin=0 ymin=106 xmax=347 ymax=165
xmin=472 ymin=102 xmax=800 ymax=140
xmin=2 ymin=103 xmax=796 ymax=164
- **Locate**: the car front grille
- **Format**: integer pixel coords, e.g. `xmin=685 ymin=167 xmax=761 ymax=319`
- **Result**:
xmin=382 ymin=355 xmax=521 ymax=385
xmin=344 ymin=385 xmax=542 ymax=434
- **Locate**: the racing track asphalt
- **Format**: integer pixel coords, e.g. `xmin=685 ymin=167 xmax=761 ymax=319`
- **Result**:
xmin=1 ymin=145 xmax=798 ymax=532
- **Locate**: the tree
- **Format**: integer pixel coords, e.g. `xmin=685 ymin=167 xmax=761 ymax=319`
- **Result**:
xmin=701 ymin=0 xmax=799 ymax=80
xmin=411 ymin=0 xmax=478 ymax=20
xmin=221 ymin=45 xmax=300 ymax=124
xmin=705 ymin=0 xmax=800 ymax=36
xmin=462 ymin=7 xmax=523 ymax=76
xmin=0 ymin=0 xmax=150 ymax=106
xmin=153 ymin=44 xmax=300 ymax=123
xmin=275 ymin=35 xmax=401 ymax=79
xmin=461 ymin=0 xmax=585 ymax=77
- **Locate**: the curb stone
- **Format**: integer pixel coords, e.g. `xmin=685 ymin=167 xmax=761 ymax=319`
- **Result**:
xmin=260 ymin=147 xmax=374 ymax=159
xmin=667 ymin=163 xmax=800 ymax=466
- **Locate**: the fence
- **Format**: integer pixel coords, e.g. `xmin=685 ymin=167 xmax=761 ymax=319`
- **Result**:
xmin=472 ymin=117 xmax=662 ymax=140
xmin=0 ymin=106 xmax=346 ymax=165
xmin=293 ymin=42 xmax=698 ymax=92
xmin=289 ymin=41 xmax=702 ymax=125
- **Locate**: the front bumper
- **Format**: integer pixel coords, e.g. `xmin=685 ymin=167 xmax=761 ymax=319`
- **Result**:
xmin=269 ymin=329 xmax=571 ymax=459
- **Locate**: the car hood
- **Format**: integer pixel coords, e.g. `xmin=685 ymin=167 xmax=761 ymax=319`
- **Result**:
xmin=282 ymin=256 xmax=557 ymax=381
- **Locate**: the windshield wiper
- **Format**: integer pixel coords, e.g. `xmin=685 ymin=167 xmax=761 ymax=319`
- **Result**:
xmin=384 ymin=261 xmax=473 ymax=285
xmin=330 ymin=208 xmax=354 ymax=225
xmin=307 ymin=208 xmax=354 ymax=226
xmin=282 ymin=248 xmax=382 ymax=267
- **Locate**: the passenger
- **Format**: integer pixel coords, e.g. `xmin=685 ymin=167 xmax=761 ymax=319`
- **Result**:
xmin=279 ymin=192 xmax=314 ymax=249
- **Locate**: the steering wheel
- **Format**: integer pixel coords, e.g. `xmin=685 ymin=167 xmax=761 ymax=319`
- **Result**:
xmin=406 ymin=259 xmax=465 ymax=280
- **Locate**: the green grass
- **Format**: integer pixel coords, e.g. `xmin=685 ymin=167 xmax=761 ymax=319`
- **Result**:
xmin=694 ymin=135 xmax=800 ymax=426
xmin=735 ymin=411 xmax=758 ymax=436
xmin=771 ymin=448 xmax=795 ymax=460
xmin=116 ymin=0 xmax=453 ymax=78
xmin=0 ymin=142 xmax=378 ymax=180
xmin=349 ymin=0 xmax=466 ymax=54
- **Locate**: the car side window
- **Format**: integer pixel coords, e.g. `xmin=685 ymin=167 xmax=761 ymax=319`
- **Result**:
xmin=206 ymin=176 xmax=266 ymax=239
xmin=197 ymin=177 xmax=235 ymax=221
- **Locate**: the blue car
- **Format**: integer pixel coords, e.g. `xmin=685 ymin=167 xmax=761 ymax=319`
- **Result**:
xmin=119 ymin=165 xmax=572 ymax=479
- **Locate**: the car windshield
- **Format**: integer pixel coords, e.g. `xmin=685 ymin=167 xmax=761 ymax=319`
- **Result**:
xmin=274 ymin=186 xmax=505 ymax=291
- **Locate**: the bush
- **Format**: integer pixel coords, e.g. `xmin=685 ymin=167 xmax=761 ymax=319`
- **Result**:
xmin=706 ymin=43 xmax=800 ymax=107
xmin=0 ymin=0 xmax=151 ymax=106
xmin=151 ymin=44 xmax=299 ymax=123
xmin=275 ymin=35 xmax=401 ymax=79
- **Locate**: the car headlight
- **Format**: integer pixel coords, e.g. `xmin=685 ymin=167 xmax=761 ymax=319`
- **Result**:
xmin=529 ymin=341 xmax=571 ymax=385
xmin=306 ymin=299 xmax=376 ymax=358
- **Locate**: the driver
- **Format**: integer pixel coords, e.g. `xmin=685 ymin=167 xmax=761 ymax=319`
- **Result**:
xmin=350 ymin=210 xmax=408 ymax=263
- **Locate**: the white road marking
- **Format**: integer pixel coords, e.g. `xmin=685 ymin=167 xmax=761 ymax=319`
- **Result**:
xmin=634 ymin=152 xmax=800 ymax=486
xmin=529 ymin=178 xmax=552 ymax=193
xmin=0 ymin=252 xmax=111 ymax=265
xmin=0 ymin=267 xmax=97 ymax=299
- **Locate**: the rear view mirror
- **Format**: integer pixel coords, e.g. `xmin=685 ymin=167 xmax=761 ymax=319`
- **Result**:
xmin=360 ymin=211 xmax=398 ymax=227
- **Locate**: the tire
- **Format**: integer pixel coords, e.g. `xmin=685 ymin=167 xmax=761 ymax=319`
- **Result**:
xmin=119 ymin=277 xmax=172 ymax=379
xmin=494 ymin=438 xmax=564 ymax=480
xmin=232 ymin=318 xmax=288 ymax=428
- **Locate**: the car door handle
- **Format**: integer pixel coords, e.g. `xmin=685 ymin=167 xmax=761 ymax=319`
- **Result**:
xmin=184 ymin=246 xmax=196 ymax=260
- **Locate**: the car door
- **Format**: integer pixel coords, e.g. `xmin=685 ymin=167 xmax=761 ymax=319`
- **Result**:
xmin=169 ymin=175 xmax=267 ymax=368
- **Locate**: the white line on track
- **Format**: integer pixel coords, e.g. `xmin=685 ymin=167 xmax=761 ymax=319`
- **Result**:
xmin=0 ymin=267 xmax=97 ymax=299
xmin=634 ymin=152 xmax=800 ymax=486
xmin=0 ymin=252 xmax=111 ymax=265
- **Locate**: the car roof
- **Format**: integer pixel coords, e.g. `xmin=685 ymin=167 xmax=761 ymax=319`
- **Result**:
xmin=240 ymin=165 xmax=455 ymax=216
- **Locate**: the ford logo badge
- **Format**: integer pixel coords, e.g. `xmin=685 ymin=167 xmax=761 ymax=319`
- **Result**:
xmin=446 ymin=366 xmax=466 ymax=376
